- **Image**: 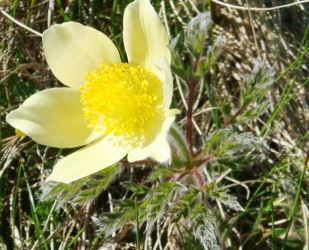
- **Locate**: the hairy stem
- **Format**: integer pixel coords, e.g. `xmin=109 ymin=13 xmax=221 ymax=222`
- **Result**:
xmin=186 ymin=79 xmax=196 ymax=156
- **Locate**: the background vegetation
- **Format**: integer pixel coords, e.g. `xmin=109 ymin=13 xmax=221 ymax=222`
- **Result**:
xmin=0 ymin=0 xmax=308 ymax=249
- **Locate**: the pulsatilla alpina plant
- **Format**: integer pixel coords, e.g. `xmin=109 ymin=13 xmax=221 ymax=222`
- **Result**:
xmin=6 ymin=0 xmax=178 ymax=183
xmin=3 ymin=0 xmax=307 ymax=249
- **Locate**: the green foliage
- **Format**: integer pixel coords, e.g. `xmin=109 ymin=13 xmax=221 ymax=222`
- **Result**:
xmin=203 ymin=129 xmax=266 ymax=160
xmin=96 ymin=181 xmax=222 ymax=249
xmin=41 ymin=165 xmax=120 ymax=206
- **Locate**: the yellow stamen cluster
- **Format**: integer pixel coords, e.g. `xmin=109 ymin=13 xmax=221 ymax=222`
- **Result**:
xmin=80 ymin=63 xmax=164 ymax=147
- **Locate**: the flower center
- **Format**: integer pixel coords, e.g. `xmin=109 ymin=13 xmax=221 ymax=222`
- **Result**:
xmin=80 ymin=63 xmax=164 ymax=147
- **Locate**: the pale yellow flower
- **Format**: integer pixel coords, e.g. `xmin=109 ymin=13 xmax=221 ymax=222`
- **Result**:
xmin=6 ymin=0 xmax=176 ymax=183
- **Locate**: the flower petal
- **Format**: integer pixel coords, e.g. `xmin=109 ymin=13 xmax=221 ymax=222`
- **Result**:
xmin=149 ymin=60 xmax=173 ymax=108
xmin=123 ymin=0 xmax=173 ymax=107
xmin=43 ymin=22 xmax=121 ymax=88
xmin=6 ymin=88 xmax=98 ymax=148
xmin=127 ymin=110 xmax=176 ymax=163
xmin=123 ymin=0 xmax=170 ymax=65
xmin=46 ymin=138 xmax=128 ymax=183
xmin=128 ymin=136 xmax=171 ymax=163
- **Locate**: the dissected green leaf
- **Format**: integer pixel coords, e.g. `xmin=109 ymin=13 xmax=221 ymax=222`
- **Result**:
xmin=41 ymin=165 xmax=120 ymax=206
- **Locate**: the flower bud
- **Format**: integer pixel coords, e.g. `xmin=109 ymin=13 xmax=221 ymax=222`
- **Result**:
xmin=186 ymin=12 xmax=213 ymax=55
